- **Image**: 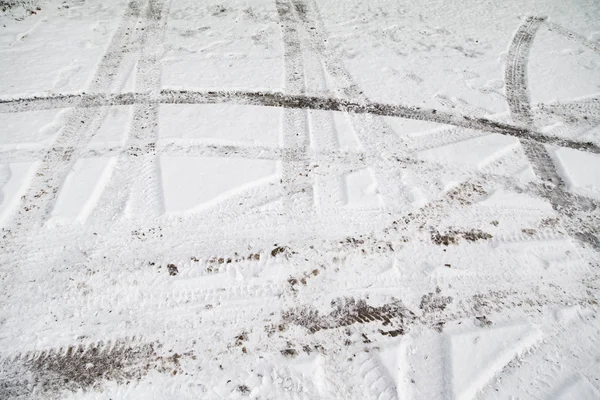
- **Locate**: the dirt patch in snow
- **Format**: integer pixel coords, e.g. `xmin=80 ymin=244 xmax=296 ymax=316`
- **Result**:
xmin=287 ymin=268 xmax=320 ymax=291
xmin=431 ymin=229 xmax=493 ymax=246
xmin=420 ymin=288 xmax=454 ymax=313
xmin=167 ymin=263 xmax=179 ymax=275
xmin=193 ymin=250 xmax=263 ymax=273
xmin=281 ymin=297 xmax=417 ymax=334
xmin=270 ymin=245 xmax=297 ymax=259
xmin=474 ymin=315 xmax=493 ymax=327
xmin=206 ymin=252 xmax=262 ymax=265
xmin=1 ymin=0 xmax=43 ymax=20
xmin=237 ymin=384 xmax=251 ymax=395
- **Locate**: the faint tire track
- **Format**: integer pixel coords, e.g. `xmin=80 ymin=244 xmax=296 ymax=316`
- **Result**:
xmin=124 ymin=0 xmax=169 ymax=221
xmin=127 ymin=0 xmax=171 ymax=221
xmin=536 ymin=95 xmax=600 ymax=126
xmin=276 ymin=0 xmax=314 ymax=213
xmin=544 ymin=20 xmax=600 ymax=55
xmin=479 ymin=310 xmax=600 ymax=399
xmin=288 ymin=0 xmax=418 ymax=207
xmin=92 ymin=0 xmax=171 ymax=223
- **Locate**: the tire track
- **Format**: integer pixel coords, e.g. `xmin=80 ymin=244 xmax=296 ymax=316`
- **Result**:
xmin=504 ymin=16 xmax=547 ymax=128
xmin=536 ymin=95 xmax=600 ymax=125
xmin=126 ymin=0 xmax=170 ymax=221
xmin=1 ymin=11 xmax=599 ymax=398
xmin=0 ymin=336 xmax=192 ymax=399
xmin=405 ymin=126 xmax=488 ymax=153
xmin=289 ymin=0 xmax=363 ymax=100
xmin=284 ymin=0 xmax=345 ymax=209
xmin=10 ymin=207 xmax=589 ymax=352
xmin=504 ymin=16 xmax=600 ymax=251
xmin=276 ymin=0 xmax=314 ymax=213
xmin=91 ymin=0 xmax=171 ymax=224
xmin=520 ymin=140 xmax=564 ymax=187
xmin=521 ymin=140 xmax=599 ymax=250
xmin=544 ymin=20 xmax=600 ymax=55
xmin=280 ymin=286 xmax=595 ymax=339
xmin=1 ymin=218 xmax=596 ymax=375
xmin=288 ymin=0 xmax=407 ymax=207
xmin=3 ymin=237 xmax=592 ymax=342
xmin=0 ymin=92 xmax=142 ymax=113
xmin=0 ymin=143 xmax=383 ymax=167
xmin=292 ymin=0 xmax=414 ymax=210
xmin=2 ymin=90 xmax=597 ymax=154
xmin=0 ymin=1 xmax=147 ymax=239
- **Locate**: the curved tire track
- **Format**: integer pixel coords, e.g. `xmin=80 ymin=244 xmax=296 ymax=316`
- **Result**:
xmin=502 ymin=16 xmax=600 ymax=251
xmin=1 ymin=90 xmax=598 ymax=154
xmin=504 ymin=16 xmax=547 ymax=128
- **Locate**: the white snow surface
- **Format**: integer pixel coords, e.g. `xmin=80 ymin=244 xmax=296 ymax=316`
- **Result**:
xmin=0 ymin=0 xmax=599 ymax=399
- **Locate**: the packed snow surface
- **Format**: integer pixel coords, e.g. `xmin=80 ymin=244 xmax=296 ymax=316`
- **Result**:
xmin=0 ymin=0 xmax=600 ymax=398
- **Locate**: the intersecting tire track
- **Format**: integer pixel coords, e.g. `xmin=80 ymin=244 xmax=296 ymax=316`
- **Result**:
xmin=276 ymin=0 xmax=315 ymax=213
xmin=0 ymin=0 xmax=148 ymax=239
xmin=90 ymin=0 xmax=170 ymax=224
xmin=503 ymin=16 xmax=600 ymax=251
xmin=126 ymin=0 xmax=170 ymax=221
xmin=287 ymin=0 xmax=422 ymax=206
xmin=4 ymin=269 xmax=592 ymax=350
xmin=2 ymin=90 xmax=598 ymax=154
xmin=520 ymin=140 xmax=564 ymax=186
xmin=1 ymin=9 xmax=600 ymax=399
xmin=520 ymin=144 xmax=600 ymax=250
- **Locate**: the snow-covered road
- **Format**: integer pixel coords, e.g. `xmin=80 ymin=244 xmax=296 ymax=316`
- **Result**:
xmin=1 ymin=0 xmax=600 ymax=398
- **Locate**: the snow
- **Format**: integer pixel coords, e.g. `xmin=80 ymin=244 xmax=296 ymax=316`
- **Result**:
xmin=308 ymin=110 xmax=363 ymax=151
xmin=87 ymin=106 xmax=131 ymax=149
xmin=161 ymin=0 xmax=284 ymax=91
xmin=0 ymin=161 xmax=38 ymax=227
xmin=0 ymin=1 xmax=128 ymax=96
xmin=446 ymin=323 xmax=542 ymax=400
xmin=0 ymin=109 xmax=66 ymax=151
xmin=342 ymin=167 xmax=382 ymax=208
xmin=553 ymin=375 xmax=600 ymax=400
xmin=417 ymin=133 xmax=520 ymax=169
xmin=159 ymin=156 xmax=279 ymax=213
xmin=48 ymin=157 xmax=117 ymax=225
xmin=158 ymin=104 xmax=281 ymax=147
xmin=478 ymin=189 xmax=553 ymax=211
xmin=552 ymin=147 xmax=600 ymax=200
xmin=0 ymin=0 xmax=600 ymax=399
